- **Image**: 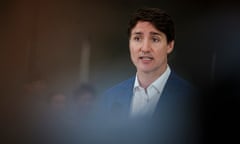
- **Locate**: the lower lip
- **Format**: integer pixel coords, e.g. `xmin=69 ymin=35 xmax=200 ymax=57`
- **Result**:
xmin=140 ymin=58 xmax=153 ymax=63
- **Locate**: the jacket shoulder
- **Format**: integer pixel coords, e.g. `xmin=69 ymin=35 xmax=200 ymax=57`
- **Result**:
xmin=104 ymin=77 xmax=135 ymax=95
xmin=169 ymin=72 xmax=196 ymax=90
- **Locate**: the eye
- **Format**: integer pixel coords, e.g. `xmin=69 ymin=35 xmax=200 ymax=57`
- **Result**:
xmin=133 ymin=36 xmax=141 ymax=42
xmin=152 ymin=37 xmax=160 ymax=42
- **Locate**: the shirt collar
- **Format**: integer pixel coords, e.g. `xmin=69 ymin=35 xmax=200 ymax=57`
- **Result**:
xmin=133 ymin=65 xmax=171 ymax=93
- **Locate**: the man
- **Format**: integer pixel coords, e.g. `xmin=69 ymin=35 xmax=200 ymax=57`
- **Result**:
xmin=97 ymin=7 xmax=200 ymax=144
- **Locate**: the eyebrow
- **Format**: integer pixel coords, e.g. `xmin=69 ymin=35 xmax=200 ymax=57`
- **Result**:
xmin=132 ymin=32 xmax=143 ymax=35
xmin=150 ymin=32 xmax=162 ymax=36
xmin=132 ymin=31 xmax=162 ymax=36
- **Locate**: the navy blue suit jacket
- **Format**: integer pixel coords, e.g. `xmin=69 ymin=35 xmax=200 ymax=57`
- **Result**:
xmin=102 ymin=71 xmax=196 ymax=117
xmin=98 ymin=71 xmax=200 ymax=144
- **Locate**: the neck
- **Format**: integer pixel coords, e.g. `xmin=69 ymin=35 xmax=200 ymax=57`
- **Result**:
xmin=137 ymin=65 xmax=167 ymax=89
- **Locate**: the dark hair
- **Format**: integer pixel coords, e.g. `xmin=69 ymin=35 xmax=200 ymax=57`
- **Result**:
xmin=127 ymin=7 xmax=175 ymax=43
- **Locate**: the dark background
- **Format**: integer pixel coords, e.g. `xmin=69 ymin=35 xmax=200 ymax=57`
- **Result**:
xmin=1 ymin=0 xmax=240 ymax=93
xmin=1 ymin=0 xmax=240 ymax=143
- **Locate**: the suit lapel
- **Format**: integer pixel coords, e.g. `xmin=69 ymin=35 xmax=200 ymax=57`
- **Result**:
xmin=110 ymin=77 xmax=135 ymax=117
xmin=153 ymin=72 xmax=177 ymax=118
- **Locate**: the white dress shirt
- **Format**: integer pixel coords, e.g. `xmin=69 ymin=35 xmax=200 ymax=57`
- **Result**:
xmin=130 ymin=66 xmax=171 ymax=118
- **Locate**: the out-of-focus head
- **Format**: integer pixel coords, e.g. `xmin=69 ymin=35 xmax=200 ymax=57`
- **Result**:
xmin=48 ymin=92 xmax=67 ymax=111
xmin=73 ymin=83 xmax=96 ymax=108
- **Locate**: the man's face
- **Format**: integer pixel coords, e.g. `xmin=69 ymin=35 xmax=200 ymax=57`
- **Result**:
xmin=129 ymin=21 xmax=174 ymax=75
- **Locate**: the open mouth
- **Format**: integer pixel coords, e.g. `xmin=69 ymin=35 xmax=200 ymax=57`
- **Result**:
xmin=139 ymin=56 xmax=154 ymax=60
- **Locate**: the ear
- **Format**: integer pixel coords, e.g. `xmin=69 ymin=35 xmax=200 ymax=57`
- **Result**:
xmin=167 ymin=40 xmax=174 ymax=54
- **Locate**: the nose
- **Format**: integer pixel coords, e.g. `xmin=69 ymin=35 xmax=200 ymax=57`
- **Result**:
xmin=141 ymin=39 xmax=151 ymax=53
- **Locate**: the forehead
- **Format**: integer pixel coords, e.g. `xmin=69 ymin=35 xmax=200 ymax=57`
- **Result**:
xmin=131 ymin=21 xmax=161 ymax=34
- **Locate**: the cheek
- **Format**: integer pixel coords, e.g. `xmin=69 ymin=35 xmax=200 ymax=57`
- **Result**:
xmin=129 ymin=47 xmax=138 ymax=64
xmin=129 ymin=41 xmax=140 ymax=52
xmin=129 ymin=44 xmax=136 ymax=55
xmin=130 ymin=48 xmax=136 ymax=60
xmin=154 ymin=49 xmax=166 ymax=60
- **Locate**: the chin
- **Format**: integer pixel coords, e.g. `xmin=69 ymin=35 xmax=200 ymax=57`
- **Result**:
xmin=138 ymin=68 xmax=154 ymax=74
